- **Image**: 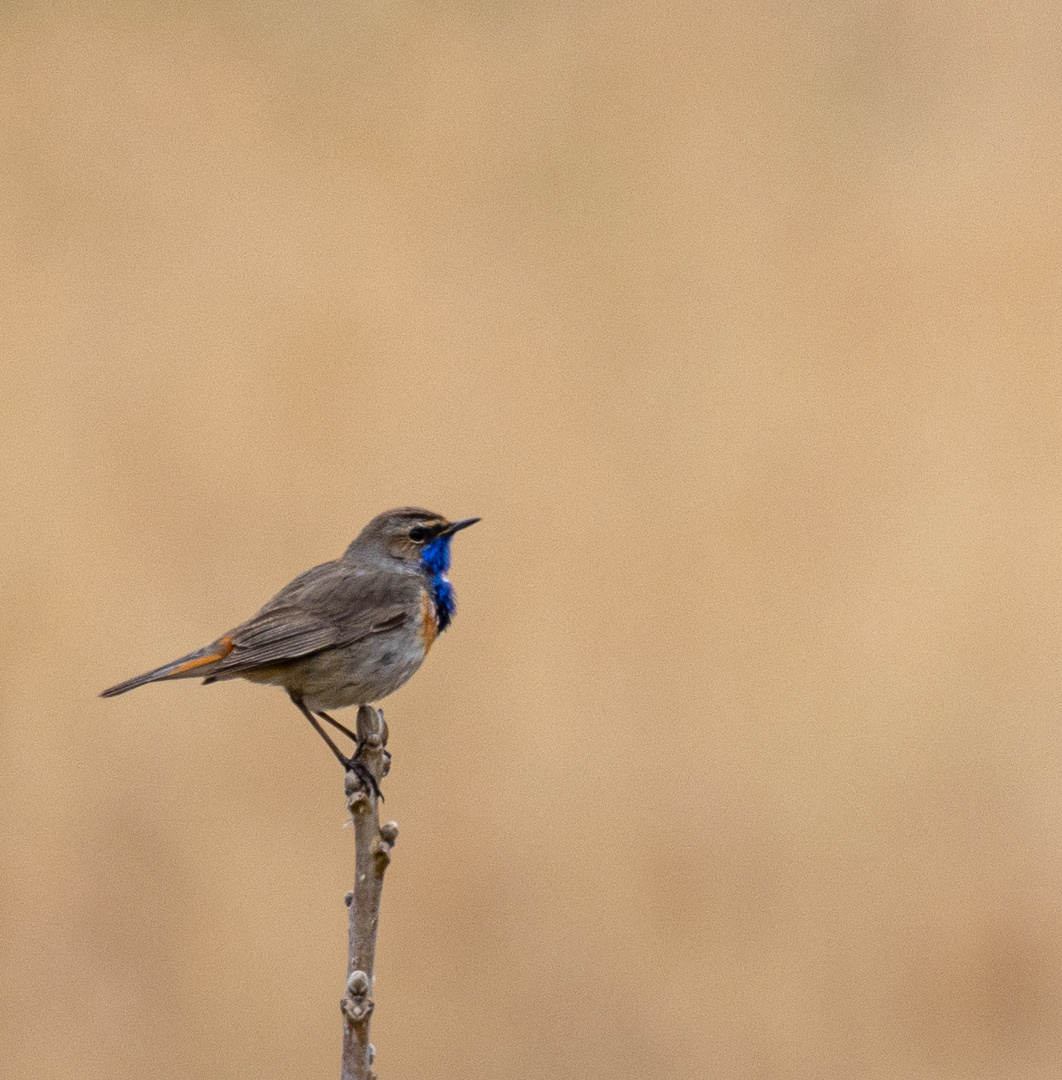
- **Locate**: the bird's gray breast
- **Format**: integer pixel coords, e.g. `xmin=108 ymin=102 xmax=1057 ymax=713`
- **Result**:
xmin=255 ymin=619 xmax=427 ymax=711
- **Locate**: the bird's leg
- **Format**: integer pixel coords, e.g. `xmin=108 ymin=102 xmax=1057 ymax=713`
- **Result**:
xmin=319 ymin=710 xmax=373 ymax=763
xmin=317 ymin=710 xmax=359 ymax=745
xmin=290 ymin=694 xmax=348 ymax=765
xmin=289 ymin=694 xmax=383 ymax=800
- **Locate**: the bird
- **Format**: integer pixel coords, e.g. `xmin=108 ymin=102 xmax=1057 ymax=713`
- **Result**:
xmin=101 ymin=508 xmax=479 ymax=791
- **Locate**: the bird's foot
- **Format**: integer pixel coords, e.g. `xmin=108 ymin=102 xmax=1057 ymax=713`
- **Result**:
xmin=344 ymin=756 xmax=383 ymax=801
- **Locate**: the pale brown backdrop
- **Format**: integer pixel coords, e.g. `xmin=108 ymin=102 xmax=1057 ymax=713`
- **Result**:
xmin=3 ymin=3 xmax=1062 ymax=1078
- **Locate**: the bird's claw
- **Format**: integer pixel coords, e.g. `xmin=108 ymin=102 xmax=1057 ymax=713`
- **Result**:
xmin=344 ymin=756 xmax=383 ymax=801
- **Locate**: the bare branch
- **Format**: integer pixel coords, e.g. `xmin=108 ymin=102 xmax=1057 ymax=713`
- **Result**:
xmin=340 ymin=705 xmax=397 ymax=1080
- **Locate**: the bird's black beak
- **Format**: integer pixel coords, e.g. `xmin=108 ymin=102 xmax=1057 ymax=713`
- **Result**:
xmin=439 ymin=517 xmax=480 ymax=537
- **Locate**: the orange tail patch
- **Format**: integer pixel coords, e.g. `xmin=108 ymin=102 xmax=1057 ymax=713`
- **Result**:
xmin=171 ymin=634 xmax=235 ymax=675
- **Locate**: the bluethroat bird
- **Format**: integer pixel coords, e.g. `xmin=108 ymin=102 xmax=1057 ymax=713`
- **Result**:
xmin=101 ymin=508 xmax=479 ymax=792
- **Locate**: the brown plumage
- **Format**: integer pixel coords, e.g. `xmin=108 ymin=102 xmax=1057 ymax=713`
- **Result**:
xmin=101 ymin=508 xmax=479 ymax=779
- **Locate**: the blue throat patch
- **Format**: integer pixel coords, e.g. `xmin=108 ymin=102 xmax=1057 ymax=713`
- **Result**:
xmin=421 ymin=535 xmax=457 ymax=632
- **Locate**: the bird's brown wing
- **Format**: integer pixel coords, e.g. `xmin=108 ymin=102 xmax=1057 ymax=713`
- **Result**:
xmin=208 ymin=606 xmax=407 ymax=673
xmin=204 ymin=561 xmax=413 ymax=676
xmin=100 ymin=561 xmax=416 ymax=695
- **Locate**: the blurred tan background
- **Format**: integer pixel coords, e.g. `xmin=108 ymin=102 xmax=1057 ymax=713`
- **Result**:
xmin=3 ymin=2 xmax=1062 ymax=1077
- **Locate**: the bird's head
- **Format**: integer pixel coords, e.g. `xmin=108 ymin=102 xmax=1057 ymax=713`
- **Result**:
xmin=346 ymin=507 xmax=480 ymax=570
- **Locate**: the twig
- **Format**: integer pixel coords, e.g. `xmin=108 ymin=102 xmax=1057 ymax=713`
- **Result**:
xmin=340 ymin=705 xmax=398 ymax=1080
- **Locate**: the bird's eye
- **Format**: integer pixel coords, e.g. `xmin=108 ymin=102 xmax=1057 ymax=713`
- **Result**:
xmin=408 ymin=526 xmax=428 ymax=542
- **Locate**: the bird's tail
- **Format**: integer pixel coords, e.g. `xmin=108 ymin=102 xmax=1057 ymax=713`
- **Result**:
xmin=100 ymin=636 xmax=235 ymax=697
